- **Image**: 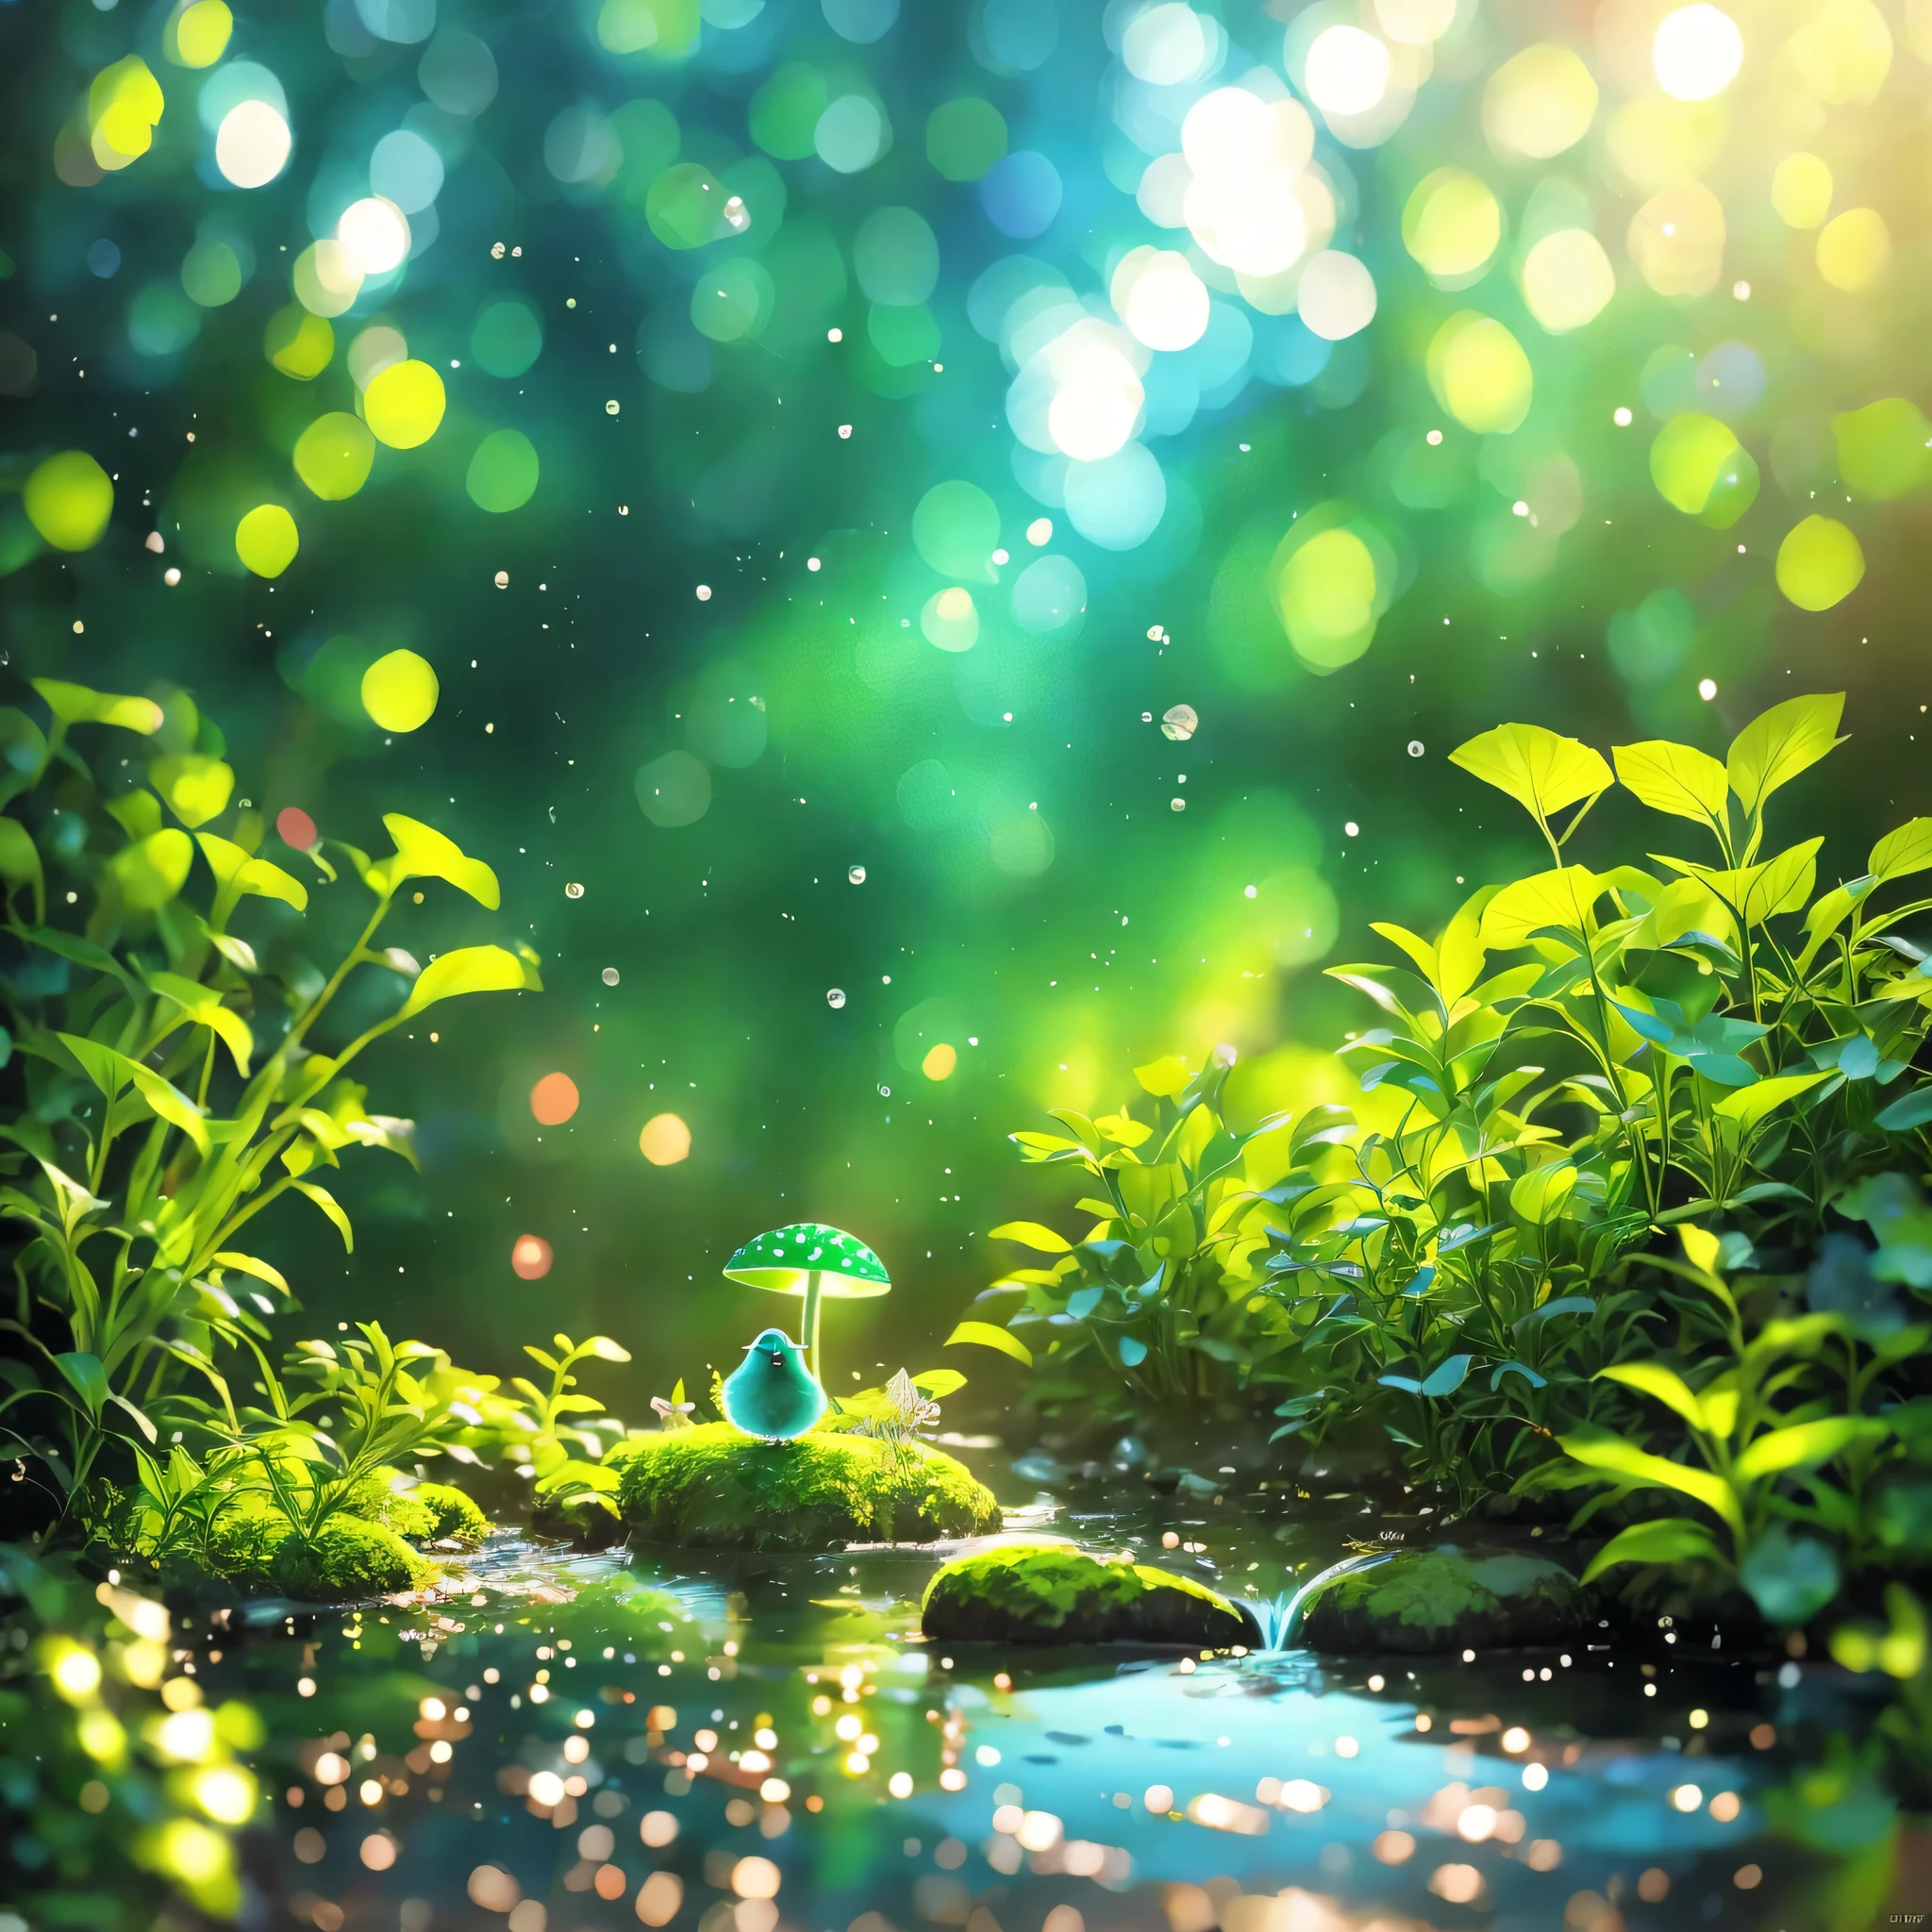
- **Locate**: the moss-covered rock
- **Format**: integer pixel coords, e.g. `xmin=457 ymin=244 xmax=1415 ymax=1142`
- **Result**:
xmin=347 ymin=1469 xmax=490 ymax=1546
xmin=268 ymin=1517 xmax=435 ymax=1600
xmin=616 ymin=1423 xmax=1000 ymax=1551
xmin=1298 ymin=1549 xmax=1587 ymax=1655
xmin=921 ymin=1541 xmax=1253 ymax=1646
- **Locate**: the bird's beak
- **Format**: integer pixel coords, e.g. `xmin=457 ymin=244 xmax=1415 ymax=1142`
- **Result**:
xmin=769 ymin=1351 xmax=784 ymax=1366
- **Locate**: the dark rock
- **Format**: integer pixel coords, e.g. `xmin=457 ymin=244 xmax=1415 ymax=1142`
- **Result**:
xmin=921 ymin=1539 xmax=1252 ymax=1646
xmin=1298 ymin=1548 xmax=1587 ymax=1654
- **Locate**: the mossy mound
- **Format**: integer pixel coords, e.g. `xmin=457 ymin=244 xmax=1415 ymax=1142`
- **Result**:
xmin=1298 ymin=1549 xmax=1587 ymax=1655
xmin=921 ymin=1540 xmax=1252 ymax=1646
xmin=268 ymin=1517 xmax=435 ymax=1599
xmin=347 ymin=1469 xmax=491 ymax=1546
xmin=616 ymin=1423 xmax=1000 ymax=1551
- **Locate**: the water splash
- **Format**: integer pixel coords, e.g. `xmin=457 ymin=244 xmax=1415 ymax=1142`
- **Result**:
xmin=1245 ymin=1553 xmax=1389 ymax=1653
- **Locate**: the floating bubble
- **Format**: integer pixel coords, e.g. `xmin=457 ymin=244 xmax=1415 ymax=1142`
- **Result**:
xmin=926 ymin=97 xmax=1006 ymax=181
xmin=1161 ymin=704 xmax=1198 ymax=741
xmin=979 ymin=151 xmax=1062 ymax=239
xmin=1111 ymin=247 xmax=1208 ymax=353
xmin=1482 ymin=44 xmax=1597 ymax=158
xmin=1010 ymin=554 xmax=1087 ymax=635
xmin=1402 ymin=170 xmax=1500 ymax=285
xmin=601 ymin=967 xmax=620 ymax=986
xmin=25 ymin=452 xmax=113 ymax=552
xmin=1065 ymin=442 xmax=1166 ymax=552
xmin=913 ymin=479 xmax=1000 ymax=579
xmin=1654 ymin=5 xmax=1743 ymax=100
xmin=1426 ymin=313 xmax=1533 ymax=435
xmin=1650 ymin=414 xmax=1758 ymax=526
xmin=1772 ymin=152 xmax=1832 ymax=229
xmin=921 ymin=587 xmax=980 ymax=653
xmin=826 ymin=988 xmax=847 ymax=1008
xmin=466 ymin=430 xmax=540 ymax=512
xmin=1304 ymin=25 xmax=1391 ymax=117
xmin=1816 ymin=208 xmax=1890 ymax=291
xmin=1407 ymin=740 xmax=1424 ymax=756
xmin=815 ymin=94 xmax=888 ymax=174
xmin=294 ymin=412 xmax=376 ymax=500
xmin=236 ymin=504 xmax=298 ymax=578
xmin=640 ymin=1114 xmax=691 ymax=1164
xmin=529 ymin=1072 xmax=579 ymax=1125
xmin=1297 ymin=252 xmax=1376 ymax=341
xmin=215 ymin=100 xmax=291 ymax=189
xmin=565 ymin=882 xmax=585 ymax=899
xmin=636 ymin=750 xmax=712 ymax=827
xmin=362 ymin=360 xmax=446 ymax=447
xmin=1521 ymin=230 xmax=1615 ymax=333
xmin=848 ymin=865 xmax=866 ymax=884
xmin=1834 ymin=398 xmax=1931 ymax=499
xmin=371 ymin=128 xmax=444 ymax=213
xmin=1629 ymin=182 xmax=1726 ymax=296
xmin=361 ymin=649 xmax=439 ymax=731
xmin=1775 ymin=515 xmax=1864 ymax=610
xmin=418 ymin=26 xmax=497 ymax=114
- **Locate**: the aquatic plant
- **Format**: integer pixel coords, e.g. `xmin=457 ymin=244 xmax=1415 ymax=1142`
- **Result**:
xmin=0 ymin=676 xmax=538 ymax=1541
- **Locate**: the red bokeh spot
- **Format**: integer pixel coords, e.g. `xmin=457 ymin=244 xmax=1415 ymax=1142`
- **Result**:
xmin=277 ymin=806 xmax=318 ymax=850
xmin=530 ymin=1072 xmax=580 ymax=1125
xmin=511 ymin=1234 xmax=553 ymax=1280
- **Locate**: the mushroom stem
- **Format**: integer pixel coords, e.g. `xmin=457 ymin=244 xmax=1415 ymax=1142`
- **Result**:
xmin=803 ymin=1269 xmax=823 ymax=1379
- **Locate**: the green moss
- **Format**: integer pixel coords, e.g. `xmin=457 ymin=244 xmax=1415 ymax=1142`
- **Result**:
xmin=269 ymin=1517 xmax=434 ymax=1600
xmin=616 ymin=1422 xmax=1000 ymax=1551
xmin=1299 ymin=1549 xmax=1586 ymax=1655
xmin=921 ymin=1540 xmax=1252 ymax=1646
xmin=344 ymin=1469 xmax=490 ymax=1545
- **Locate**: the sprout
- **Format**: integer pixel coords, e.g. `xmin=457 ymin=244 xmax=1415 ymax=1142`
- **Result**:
xmin=723 ymin=1222 xmax=891 ymax=1384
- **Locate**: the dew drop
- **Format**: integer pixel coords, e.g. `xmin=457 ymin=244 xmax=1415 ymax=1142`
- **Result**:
xmin=1407 ymin=740 xmax=1424 ymax=757
xmin=826 ymin=988 xmax=847 ymax=1009
xmin=565 ymin=882 xmax=585 ymax=899
xmin=601 ymin=967 xmax=620 ymax=986
xmin=605 ymin=400 xmax=620 ymax=416
xmin=1161 ymin=704 xmax=1198 ymax=743
xmin=847 ymin=865 xmax=867 ymax=885
xmin=494 ymin=570 xmax=509 ymax=588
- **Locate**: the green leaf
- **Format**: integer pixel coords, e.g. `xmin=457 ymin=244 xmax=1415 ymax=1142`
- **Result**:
xmin=1510 ymin=1161 xmax=1576 ymax=1225
xmin=148 ymin=755 xmax=234 ymax=829
xmin=1599 ymin=1360 xmax=1710 ymax=1432
xmin=1479 ymin=866 xmax=1601 ymax=948
xmin=106 ymin=791 xmax=163 ymax=841
xmin=1580 ymin=1516 xmax=1728 ymax=1582
xmin=1739 ymin=1525 xmax=1840 ymax=1626
xmin=1876 ymin=1086 xmax=1932 ymax=1132
xmin=0 ymin=816 xmax=44 ymax=924
xmin=1558 ymin=1429 xmax=1744 ymax=1536
xmin=196 ymin=833 xmax=308 ymax=912
xmin=1133 ymin=1055 xmax=1191 ymax=1099
xmin=147 ymin=970 xmax=254 ymax=1076
xmin=1450 ymin=723 xmax=1612 ymax=825
xmin=31 ymin=678 xmax=165 ymax=735
xmin=53 ymin=1351 xmax=108 ymax=1416
xmin=1733 ymin=1416 xmax=1886 ymax=1483
xmin=107 ymin=827 xmax=193 ymax=913
xmin=1712 ymin=1071 xmax=1829 ymax=1133
xmin=1419 ymin=1353 xmax=1472 ymax=1397
xmin=1725 ymin=692 xmax=1845 ymax=821
xmin=57 ymin=1032 xmax=208 ymax=1154
xmin=213 ymin=1251 xmax=291 ymax=1296
xmin=912 ymin=1368 xmax=967 ymax=1398
xmin=1613 ymin=740 xmax=1730 ymax=826
xmin=292 ymin=1179 xmax=354 ymax=1252
xmin=397 ymin=944 xmax=531 ymax=1019
xmin=1871 ymin=817 xmax=1932 ymax=884
xmin=587 ymin=1336 xmax=632 ymax=1362
xmin=372 ymin=814 xmax=501 ymax=908
xmin=944 ymin=1320 xmax=1033 ymax=1366
xmin=990 ymin=1220 xmax=1073 ymax=1254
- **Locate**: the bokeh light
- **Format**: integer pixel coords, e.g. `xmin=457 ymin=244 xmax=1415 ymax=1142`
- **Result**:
xmin=529 ymin=1073 xmax=581 ymax=1126
xmin=640 ymin=1114 xmax=692 ymax=1165
xmin=214 ymin=101 xmax=291 ymax=189
xmin=361 ymin=650 xmax=440 ymax=732
xmin=510 ymin=1234 xmax=554 ymax=1280
xmin=235 ymin=504 xmax=299 ymax=578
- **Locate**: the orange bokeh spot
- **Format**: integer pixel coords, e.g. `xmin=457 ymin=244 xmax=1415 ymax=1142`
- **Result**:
xmin=639 ymin=1113 xmax=691 ymax=1166
xmin=530 ymin=1072 xmax=579 ymax=1125
xmin=510 ymin=1234 xmax=553 ymax=1280
xmin=277 ymin=806 xmax=317 ymax=850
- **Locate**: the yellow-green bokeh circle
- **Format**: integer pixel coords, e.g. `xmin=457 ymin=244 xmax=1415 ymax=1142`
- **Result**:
xmin=360 ymin=649 xmax=440 ymax=732
xmin=293 ymin=412 xmax=376 ymax=500
xmin=235 ymin=503 xmax=299 ymax=578
xmin=24 ymin=451 xmax=113 ymax=552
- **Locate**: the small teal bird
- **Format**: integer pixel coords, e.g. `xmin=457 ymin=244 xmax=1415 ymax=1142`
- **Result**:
xmin=721 ymin=1327 xmax=827 ymax=1441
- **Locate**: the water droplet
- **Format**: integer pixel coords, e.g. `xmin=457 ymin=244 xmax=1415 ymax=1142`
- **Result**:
xmin=847 ymin=865 xmax=867 ymax=885
xmin=1161 ymin=704 xmax=1198 ymax=743
xmin=1171 ymin=797 xmax=1186 ymax=811
xmin=601 ymin=967 xmax=620 ymax=986
xmin=605 ymin=400 xmax=620 ymax=416
xmin=494 ymin=570 xmax=508 ymax=588
xmin=826 ymin=988 xmax=846 ymax=1008
xmin=877 ymin=1084 xmax=891 ymax=1097
xmin=565 ymin=882 xmax=585 ymax=899
xmin=1407 ymin=740 xmax=1424 ymax=758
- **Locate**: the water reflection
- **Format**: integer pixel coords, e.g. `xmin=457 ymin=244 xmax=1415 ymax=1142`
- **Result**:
xmin=178 ymin=1479 xmax=1874 ymax=1932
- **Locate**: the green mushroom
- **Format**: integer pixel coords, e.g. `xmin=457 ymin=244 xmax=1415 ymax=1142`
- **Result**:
xmin=723 ymin=1222 xmax=890 ymax=1386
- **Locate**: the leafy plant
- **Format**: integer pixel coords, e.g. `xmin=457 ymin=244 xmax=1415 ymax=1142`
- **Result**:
xmin=0 ymin=675 xmax=539 ymax=1540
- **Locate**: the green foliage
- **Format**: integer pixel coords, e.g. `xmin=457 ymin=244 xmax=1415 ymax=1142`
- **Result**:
xmin=961 ymin=695 xmax=1932 ymax=1624
xmin=0 ymin=677 xmax=536 ymax=1548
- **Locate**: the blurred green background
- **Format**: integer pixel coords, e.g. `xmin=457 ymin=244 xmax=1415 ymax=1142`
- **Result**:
xmin=1 ymin=0 xmax=1926 ymax=1411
